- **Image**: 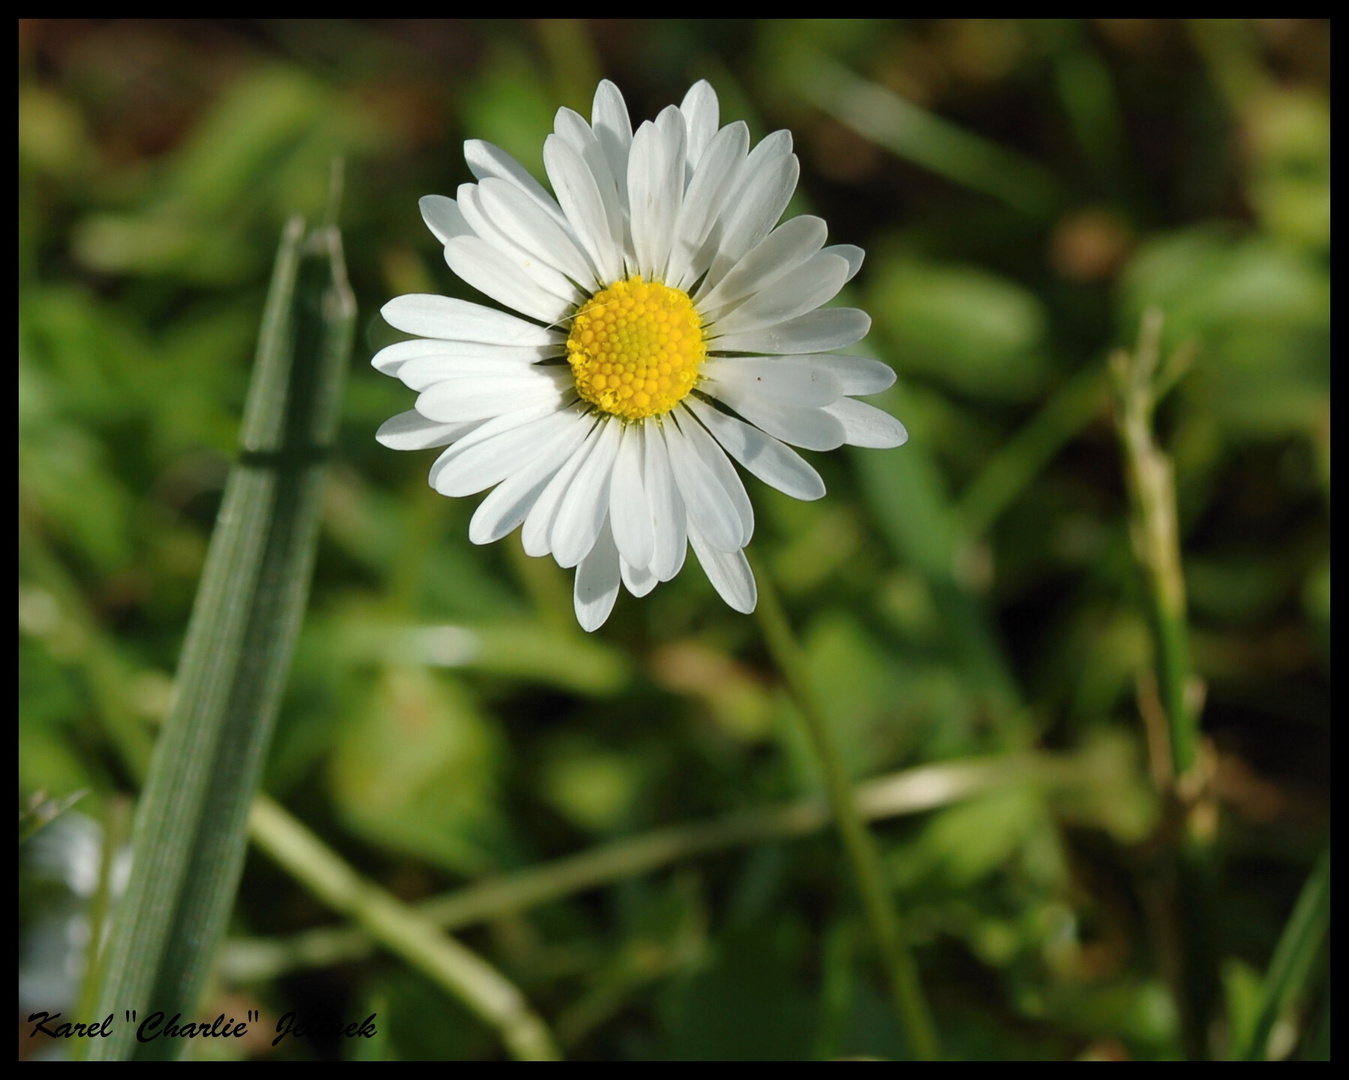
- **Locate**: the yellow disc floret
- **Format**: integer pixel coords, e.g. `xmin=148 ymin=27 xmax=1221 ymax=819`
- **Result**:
xmin=566 ymin=276 xmax=705 ymax=420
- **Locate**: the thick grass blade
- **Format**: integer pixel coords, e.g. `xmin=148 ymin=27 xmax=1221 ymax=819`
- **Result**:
xmin=86 ymin=218 xmax=354 ymax=1060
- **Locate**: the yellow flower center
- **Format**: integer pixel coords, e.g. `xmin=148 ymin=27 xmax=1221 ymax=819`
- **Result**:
xmin=566 ymin=276 xmax=705 ymax=420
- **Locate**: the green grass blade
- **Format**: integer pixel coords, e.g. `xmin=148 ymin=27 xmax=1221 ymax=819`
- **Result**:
xmin=792 ymin=48 xmax=1060 ymax=218
xmin=958 ymin=365 xmax=1107 ymax=539
xmin=248 ymin=797 xmax=562 ymax=1061
xmin=1235 ymin=846 xmax=1331 ymax=1060
xmin=219 ymin=753 xmax=1079 ymax=983
xmin=86 ymin=218 xmax=354 ymax=1060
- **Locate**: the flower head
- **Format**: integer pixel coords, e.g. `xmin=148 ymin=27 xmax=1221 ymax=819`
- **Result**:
xmin=375 ymin=80 xmax=907 ymax=631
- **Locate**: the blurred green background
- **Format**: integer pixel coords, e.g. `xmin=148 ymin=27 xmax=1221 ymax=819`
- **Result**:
xmin=19 ymin=19 xmax=1329 ymax=1060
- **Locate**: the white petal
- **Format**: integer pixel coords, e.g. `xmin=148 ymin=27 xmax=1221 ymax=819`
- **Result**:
xmin=574 ymin=518 xmax=620 ymax=632
xmin=430 ymin=405 xmax=579 ymax=497
xmin=553 ymin=105 xmax=594 ymax=147
xmin=677 ymin=407 xmax=754 ymax=547
xmin=695 ymin=214 xmax=827 ymax=315
xmin=702 ymin=357 xmax=842 ymax=408
xmin=667 ymin=541 xmax=688 ymax=581
xmin=416 ymin=366 xmax=568 ymax=425
xmin=709 ymin=253 xmax=849 ymax=337
xmin=395 ymin=354 xmax=548 ymax=392
xmin=824 ymin=397 xmax=909 ymax=449
xmin=463 ymin=139 xmax=570 ymax=230
xmin=522 ymin=420 xmax=606 ymax=557
xmin=619 ymin=556 xmax=659 ymax=598
xmin=711 ymin=307 xmax=871 ymax=355
xmin=706 ymin=388 xmax=846 ymax=452
xmin=663 ymin=413 xmax=744 ymax=553
xmin=551 ymin=415 xmax=622 ymax=568
xmin=384 ymin=351 xmax=557 ymax=392
xmin=643 ymin=419 xmax=687 ymax=582
xmin=469 ymin=412 xmax=594 ymax=544
xmin=381 ymin=294 xmax=562 ymax=346
xmin=609 ymin=423 xmax=655 ymax=572
xmin=591 ymin=81 xmax=633 ymax=223
xmin=544 ymin=133 xmax=624 ymax=285
xmin=455 ymin=186 xmax=584 ymax=306
xmin=375 ymin=410 xmax=478 ymax=451
xmin=427 ymin=399 xmax=562 ymax=492
xmin=701 ymin=131 xmax=799 ymax=292
xmin=420 ymin=195 xmax=473 ymax=245
xmin=479 ymin=177 xmax=597 ymax=288
xmin=628 ymin=111 xmax=686 ymax=281
xmin=372 ymin=337 xmax=556 ymax=378
xmin=684 ymin=397 xmax=825 ymax=501
xmin=591 ymin=80 xmax=634 ymax=148
xmin=688 ymin=523 xmax=757 ymax=614
xmin=371 ymin=338 xmax=451 ymax=376
xmin=679 ymin=80 xmax=719 ymax=171
xmin=822 ymin=243 xmax=864 ymax=284
xmin=442 ymin=236 xmax=573 ymax=325
xmin=668 ymin=122 xmax=750 ymax=289
xmin=808 ymin=354 xmax=896 ymax=396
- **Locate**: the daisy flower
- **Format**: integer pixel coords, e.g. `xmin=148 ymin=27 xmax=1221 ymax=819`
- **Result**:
xmin=374 ymin=80 xmax=907 ymax=631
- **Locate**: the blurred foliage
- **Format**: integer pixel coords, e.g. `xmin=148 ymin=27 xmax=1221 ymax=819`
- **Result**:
xmin=19 ymin=19 xmax=1328 ymax=1061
